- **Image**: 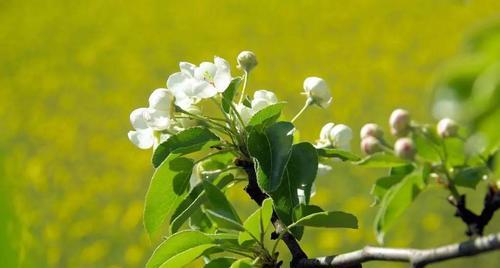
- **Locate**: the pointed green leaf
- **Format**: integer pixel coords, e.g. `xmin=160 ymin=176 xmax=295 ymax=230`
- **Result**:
xmin=248 ymin=121 xmax=294 ymax=192
xmin=230 ymin=258 xmax=254 ymax=268
xmin=170 ymin=173 xmax=235 ymax=233
xmin=190 ymin=209 xmax=216 ymax=233
xmin=453 ymin=166 xmax=487 ymax=189
xmin=222 ymin=78 xmax=242 ymax=113
xmin=205 ymin=210 xmax=245 ymax=232
xmin=203 ymin=181 xmax=241 ymax=224
xmin=370 ymin=175 xmax=405 ymax=206
xmin=288 ymin=143 xmax=318 ymax=204
xmin=247 ymin=102 xmax=286 ymax=129
xmin=414 ymin=130 xmax=442 ymax=163
xmin=146 ymin=230 xmax=215 ymax=268
xmin=293 ymin=206 xmax=358 ymax=229
xmin=356 ymin=152 xmax=409 ymax=167
xmin=317 ymin=148 xmax=361 ymax=161
xmin=144 ymin=155 xmax=194 ymax=238
xmin=238 ymin=198 xmax=273 ymax=245
xmin=375 ymin=170 xmax=424 ymax=243
xmin=205 ymin=257 xmax=237 ymax=268
xmin=444 ymin=138 xmax=465 ymax=167
xmin=152 ymin=127 xmax=220 ymax=167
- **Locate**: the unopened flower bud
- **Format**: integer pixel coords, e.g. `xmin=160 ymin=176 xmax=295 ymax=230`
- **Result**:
xmin=360 ymin=123 xmax=384 ymax=139
xmin=394 ymin=137 xmax=416 ymax=160
xmin=330 ymin=124 xmax=353 ymax=151
xmin=389 ymin=108 xmax=410 ymax=136
xmin=437 ymin=118 xmax=459 ymax=138
xmin=237 ymin=51 xmax=258 ymax=73
xmin=361 ymin=136 xmax=383 ymax=155
xmin=303 ymin=77 xmax=332 ymax=108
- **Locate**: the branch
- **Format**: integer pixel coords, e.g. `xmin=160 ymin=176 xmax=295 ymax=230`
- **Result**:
xmin=448 ymin=184 xmax=500 ymax=237
xmin=296 ymin=232 xmax=500 ymax=268
xmin=235 ymin=158 xmax=308 ymax=266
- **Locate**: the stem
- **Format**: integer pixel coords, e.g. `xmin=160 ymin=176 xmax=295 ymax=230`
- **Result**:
xmin=291 ymin=99 xmax=312 ymax=123
xmin=238 ymin=70 xmax=248 ymax=104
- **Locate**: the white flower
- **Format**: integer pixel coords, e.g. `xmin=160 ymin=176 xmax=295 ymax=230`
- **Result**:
xmin=303 ymin=77 xmax=332 ymax=108
xmin=128 ymin=108 xmax=156 ymax=149
xmin=143 ymin=88 xmax=173 ymax=131
xmin=236 ymin=90 xmax=278 ymax=125
xmin=167 ymin=57 xmax=232 ymax=109
xmin=252 ymin=90 xmax=278 ymax=112
xmin=317 ymin=163 xmax=332 ymax=177
xmin=317 ymin=122 xmax=353 ymax=150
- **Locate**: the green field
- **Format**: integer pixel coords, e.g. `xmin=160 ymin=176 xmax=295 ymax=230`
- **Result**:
xmin=1 ymin=1 xmax=499 ymax=267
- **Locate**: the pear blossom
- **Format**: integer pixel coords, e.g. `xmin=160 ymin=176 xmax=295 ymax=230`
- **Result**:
xmin=237 ymin=90 xmax=278 ymax=124
xmin=303 ymin=77 xmax=332 ymax=108
xmin=389 ymin=108 xmax=410 ymax=136
xmin=167 ymin=57 xmax=232 ymax=109
xmin=317 ymin=122 xmax=353 ymax=150
xmin=360 ymin=123 xmax=384 ymax=139
xmin=128 ymin=108 xmax=156 ymax=149
xmin=361 ymin=136 xmax=383 ymax=155
xmin=142 ymin=88 xmax=173 ymax=131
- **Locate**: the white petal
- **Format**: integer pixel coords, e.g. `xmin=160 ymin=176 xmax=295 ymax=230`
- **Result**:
xmin=251 ymin=98 xmax=272 ymax=113
xmin=143 ymin=108 xmax=171 ymax=131
xmin=179 ymin=62 xmax=196 ymax=77
xmin=320 ymin=122 xmax=335 ymax=141
xmin=149 ymin=88 xmax=173 ymax=111
xmin=330 ymin=124 xmax=352 ymax=148
xmin=194 ymin=62 xmax=217 ymax=80
xmin=254 ymin=90 xmax=277 ymax=103
xmin=167 ymin=72 xmax=190 ymax=93
xmin=237 ymin=104 xmax=253 ymax=124
xmin=128 ymin=129 xmax=154 ymax=149
xmin=130 ymin=107 xmax=149 ymax=130
xmin=214 ymin=57 xmax=231 ymax=92
xmin=192 ymin=80 xmax=218 ymax=99
xmin=174 ymin=93 xmax=194 ymax=110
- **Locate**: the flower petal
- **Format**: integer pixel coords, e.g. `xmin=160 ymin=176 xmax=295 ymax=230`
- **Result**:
xmin=130 ymin=107 xmax=149 ymax=130
xmin=167 ymin=72 xmax=190 ymax=93
xmin=191 ymin=80 xmax=218 ymax=99
xmin=143 ymin=108 xmax=171 ymax=131
xmin=149 ymin=88 xmax=173 ymax=111
xmin=194 ymin=62 xmax=217 ymax=81
xmin=179 ymin=62 xmax=196 ymax=77
xmin=128 ymin=129 xmax=154 ymax=149
xmin=214 ymin=57 xmax=231 ymax=92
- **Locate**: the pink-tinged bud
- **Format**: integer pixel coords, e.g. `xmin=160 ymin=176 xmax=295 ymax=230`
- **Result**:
xmin=394 ymin=137 xmax=416 ymax=160
xmin=361 ymin=136 xmax=383 ymax=155
xmin=389 ymin=109 xmax=410 ymax=136
xmin=437 ymin=118 xmax=459 ymax=138
xmin=360 ymin=123 xmax=384 ymax=139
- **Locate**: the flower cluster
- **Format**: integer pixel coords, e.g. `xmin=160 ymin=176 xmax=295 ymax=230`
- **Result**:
xmin=128 ymin=52 xmax=335 ymax=151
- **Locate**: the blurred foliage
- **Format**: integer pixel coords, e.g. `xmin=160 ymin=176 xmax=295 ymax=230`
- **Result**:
xmin=1 ymin=0 xmax=500 ymax=267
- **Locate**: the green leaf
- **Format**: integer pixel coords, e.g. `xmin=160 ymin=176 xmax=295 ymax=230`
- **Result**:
xmin=444 ymin=138 xmax=465 ymax=167
xmin=238 ymin=198 xmax=273 ymax=245
xmin=144 ymin=155 xmax=194 ymax=238
xmin=292 ymin=206 xmax=358 ymax=229
xmin=356 ymin=152 xmax=409 ymax=168
xmin=152 ymin=127 xmax=220 ymax=167
xmin=222 ymin=78 xmax=242 ymax=113
xmin=414 ymin=131 xmax=442 ymax=163
xmin=146 ymin=230 xmax=215 ymax=268
xmin=370 ymin=175 xmax=405 ymax=206
xmin=203 ymin=181 xmax=241 ymax=224
xmin=248 ymin=121 xmax=294 ymax=192
xmin=317 ymin=148 xmax=361 ymax=161
xmin=170 ymin=173 xmax=235 ymax=233
xmin=229 ymin=258 xmax=254 ymax=268
xmin=205 ymin=257 xmax=236 ymax=268
xmin=453 ymin=166 xmax=487 ymax=189
xmin=375 ymin=170 xmax=423 ymax=243
xmin=205 ymin=210 xmax=245 ymax=232
xmin=190 ymin=209 xmax=216 ymax=233
xmin=247 ymin=102 xmax=286 ymax=129
xmin=289 ymin=143 xmax=319 ymax=204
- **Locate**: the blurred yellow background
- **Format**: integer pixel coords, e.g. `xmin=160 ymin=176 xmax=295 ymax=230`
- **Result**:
xmin=1 ymin=0 xmax=499 ymax=267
